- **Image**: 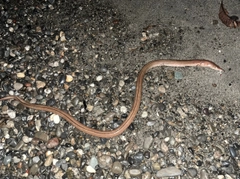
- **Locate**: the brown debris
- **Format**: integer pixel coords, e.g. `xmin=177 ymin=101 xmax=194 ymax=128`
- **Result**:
xmin=219 ymin=1 xmax=240 ymax=28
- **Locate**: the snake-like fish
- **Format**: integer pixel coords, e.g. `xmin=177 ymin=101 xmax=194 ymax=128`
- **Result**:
xmin=0 ymin=60 xmax=223 ymax=138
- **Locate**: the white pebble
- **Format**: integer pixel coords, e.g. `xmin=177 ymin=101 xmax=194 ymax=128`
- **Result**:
xmin=129 ymin=168 xmax=142 ymax=177
xmin=27 ymin=115 xmax=34 ymax=121
xmin=86 ymin=165 xmax=96 ymax=173
xmin=32 ymin=156 xmax=40 ymax=163
xmin=147 ymin=120 xmax=156 ymax=126
xmin=46 ymin=150 xmax=53 ymax=157
xmin=9 ymin=27 xmax=14 ymax=32
xmin=5 ymin=134 xmax=10 ymax=139
xmin=60 ymin=31 xmax=66 ymax=41
xmin=22 ymin=136 xmax=32 ymax=143
xmin=44 ymin=155 xmax=53 ymax=167
xmin=120 ymin=106 xmax=127 ymax=113
xmin=13 ymin=82 xmax=23 ymax=90
xmin=66 ymin=75 xmax=73 ymax=82
xmin=52 ymin=158 xmax=58 ymax=165
xmin=7 ymin=110 xmax=16 ymax=119
xmin=44 ymin=88 xmax=52 ymax=94
xmin=7 ymin=19 xmax=12 ymax=24
xmin=119 ymin=80 xmax=125 ymax=87
xmin=87 ymin=104 xmax=94 ymax=111
xmin=158 ymin=85 xmax=166 ymax=93
xmin=141 ymin=111 xmax=148 ymax=118
xmin=90 ymin=83 xmax=95 ymax=87
xmin=50 ymin=114 xmax=60 ymax=124
xmin=22 ymin=154 xmax=27 ymax=160
xmin=36 ymin=81 xmax=46 ymax=89
xmin=17 ymin=72 xmax=25 ymax=78
xmin=25 ymin=45 xmax=30 ymax=51
xmin=96 ymin=75 xmax=103 ymax=81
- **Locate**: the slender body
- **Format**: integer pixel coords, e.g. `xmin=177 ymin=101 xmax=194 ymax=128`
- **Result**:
xmin=0 ymin=60 xmax=223 ymax=138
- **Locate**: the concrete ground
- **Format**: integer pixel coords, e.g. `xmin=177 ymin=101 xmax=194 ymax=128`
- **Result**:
xmin=111 ymin=0 xmax=240 ymax=106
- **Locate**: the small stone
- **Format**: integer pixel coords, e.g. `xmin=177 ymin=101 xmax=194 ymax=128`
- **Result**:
xmin=225 ymin=174 xmax=233 ymax=179
xmin=22 ymin=136 xmax=32 ymax=143
xmin=92 ymin=106 xmax=104 ymax=117
xmin=96 ymin=75 xmax=103 ymax=81
xmin=200 ymin=169 xmax=209 ymax=179
xmin=84 ymin=143 xmax=91 ymax=150
xmin=229 ymin=145 xmax=237 ymax=158
xmin=87 ymin=104 xmax=94 ymax=111
xmin=142 ymin=171 xmax=151 ymax=179
xmin=46 ymin=151 xmax=53 ymax=157
xmin=66 ymin=75 xmax=73 ymax=82
xmin=29 ymin=164 xmax=39 ymax=175
xmin=141 ymin=111 xmax=148 ymax=118
xmin=98 ymin=155 xmax=113 ymax=169
xmin=160 ymin=141 xmax=169 ymax=153
xmin=36 ymin=81 xmax=46 ymax=89
xmin=13 ymin=82 xmax=23 ymax=90
xmin=5 ymin=120 xmax=14 ymax=128
xmin=166 ymin=70 xmax=174 ymax=79
xmin=174 ymin=71 xmax=183 ymax=80
xmin=9 ymin=27 xmax=14 ymax=32
xmin=158 ymin=103 xmax=166 ymax=111
xmin=3 ymin=156 xmax=12 ymax=165
xmin=66 ymin=151 xmax=76 ymax=159
xmin=152 ymin=162 xmax=161 ymax=171
xmin=158 ymin=85 xmax=166 ymax=93
xmin=60 ymin=31 xmax=66 ymax=41
xmin=25 ymin=45 xmax=30 ymax=51
xmin=14 ymin=141 xmax=24 ymax=150
xmin=89 ymin=156 xmax=98 ymax=169
xmin=12 ymin=156 xmax=21 ymax=163
xmin=112 ymin=99 xmax=119 ymax=106
xmin=17 ymin=72 xmax=25 ymax=78
xmin=32 ymin=156 xmax=40 ymax=163
xmin=44 ymin=155 xmax=53 ymax=166
xmin=188 ymin=167 xmax=198 ymax=177
xmin=1 ymin=105 xmax=8 ymax=113
xmin=144 ymin=151 xmax=150 ymax=159
xmin=177 ymin=107 xmax=187 ymax=118
xmin=52 ymin=159 xmax=58 ymax=165
xmin=147 ymin=120 xmax=156 ymax=126
xmin=120 ymin=106 xmax=127 ymax=113
xmin=36 ymin=26 xmax=42 ymax=32
xmin=34 ymin=131 xmax=49 ymax=142
xmin=44 ymin=88 xmax=52 ymax=94
xmin=35 ymin=120 xmax=41 ymax=131
xmin=141 ymin=32 xmax=148 ymax=41
xmin=47 ymin=137 xmax=59 ymax=148
xmin=119 ymin=80 xmax=125 ymax=87
xmin=156 ymin=166 xmax=182 ymax=177
xmin=197 ymin=134 xmax=207 ymax=143
xmin=86 ymin=165 xmax=96 ymax=173
xmin=143 ymin=136 xmax=153 ymax=149
xmin=129 ymin=168 xmax=142 ymax=177
xmin=50 ymin=114 xmax=60 ymax=124
xmin=133 ymin=152 xmax=144 ymax=165
xmin=111 ymin=161 xmax=122 ymax=174
xmin=7 ymin=110 xmax=16 ymax=119
xmin=7 ymin=19 xmax=12 ymax=23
